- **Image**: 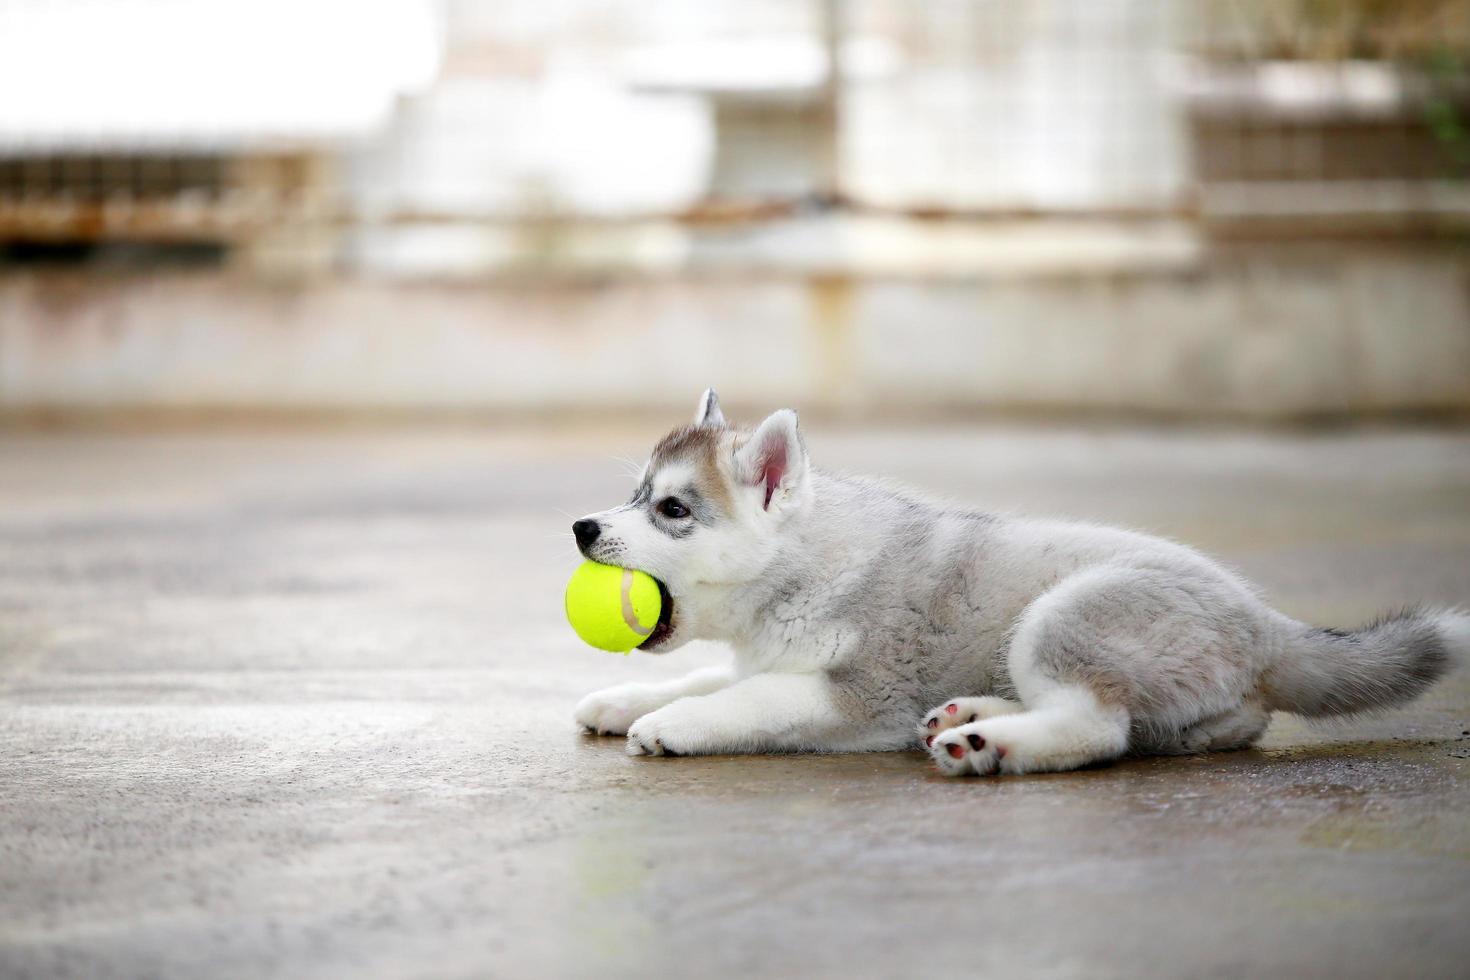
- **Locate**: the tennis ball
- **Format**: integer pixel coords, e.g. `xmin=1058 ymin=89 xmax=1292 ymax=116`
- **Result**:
xmin=564 ymin=560 xmax=662 ymax=653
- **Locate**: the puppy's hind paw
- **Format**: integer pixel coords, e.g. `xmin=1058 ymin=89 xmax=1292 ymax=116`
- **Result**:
xmin=917 ymin=696 xmax=1022 ymax=748
xmin=928 ymin=722 xmax=1008 ymax=777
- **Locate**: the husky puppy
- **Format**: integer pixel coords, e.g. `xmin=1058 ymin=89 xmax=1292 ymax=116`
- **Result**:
xmin=571 ymin=390 xmax=1466 ymax=776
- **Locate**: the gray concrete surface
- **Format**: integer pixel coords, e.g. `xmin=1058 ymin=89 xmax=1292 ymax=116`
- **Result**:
xmin=2 ymin=422 xmax=1469 ymax=979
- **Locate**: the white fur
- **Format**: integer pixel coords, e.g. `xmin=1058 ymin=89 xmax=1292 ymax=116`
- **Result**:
xmin=1439 ymin=610 xmax=1470 ymax=662
xmin=930 ymin=688 xmax=1129 ymax=776
xmin=625 ymin=673 xmax=901 ymax=756
xmin=574 ymin=665 xmax=734 ymax=735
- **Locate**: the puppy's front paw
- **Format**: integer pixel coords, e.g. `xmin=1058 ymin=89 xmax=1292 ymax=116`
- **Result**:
xmin=574 ymin=684 xmax=664 ymax=736
xmin=625 ymin=701 xmax=714 ymax=757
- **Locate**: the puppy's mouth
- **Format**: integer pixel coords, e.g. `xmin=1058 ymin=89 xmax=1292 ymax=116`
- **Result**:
xmin=638 ymin=578 xmax=675 ymax=650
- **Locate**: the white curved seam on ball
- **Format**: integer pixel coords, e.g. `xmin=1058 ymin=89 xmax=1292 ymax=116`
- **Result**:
xmin=620 ymin=568 xmax=654 ymax=637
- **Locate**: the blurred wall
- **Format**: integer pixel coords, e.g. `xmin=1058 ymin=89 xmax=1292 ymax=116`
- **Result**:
xmin=3 ymin=241 xmax=1468 ymax=419
xmin=1 ymin=0 xmax=1467 ymax=422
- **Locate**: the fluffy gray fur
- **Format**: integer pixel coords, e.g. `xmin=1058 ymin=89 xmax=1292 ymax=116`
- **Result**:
xmin=572 ymin=391 xmax=1467 ymax=776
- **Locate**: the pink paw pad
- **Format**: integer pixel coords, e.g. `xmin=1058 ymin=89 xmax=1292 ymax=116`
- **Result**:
xmin=945 ymin=742 xmax=965 ymax=760
xmin=944 ymin=703 xmax=958 ymax=715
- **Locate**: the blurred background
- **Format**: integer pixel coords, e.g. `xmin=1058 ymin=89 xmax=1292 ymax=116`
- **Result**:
xmin=1 ymin=0 xmax=1468 ymax=422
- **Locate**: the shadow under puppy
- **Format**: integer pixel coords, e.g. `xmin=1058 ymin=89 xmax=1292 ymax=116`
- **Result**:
xmin=571 ymin=389 xmax=1466 ymax=776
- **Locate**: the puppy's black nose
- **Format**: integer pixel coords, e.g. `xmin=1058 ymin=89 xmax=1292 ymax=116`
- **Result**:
xmin=572 ymin=519 xmax=601 ymax=549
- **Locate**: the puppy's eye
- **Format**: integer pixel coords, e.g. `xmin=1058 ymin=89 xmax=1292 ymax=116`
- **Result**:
xmin=657 ymin=497 xmax=690 ymax=519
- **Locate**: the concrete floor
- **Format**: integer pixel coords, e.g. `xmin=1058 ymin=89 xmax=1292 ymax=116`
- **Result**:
xmin=2 ymin=422 xmax=1469 ymax=979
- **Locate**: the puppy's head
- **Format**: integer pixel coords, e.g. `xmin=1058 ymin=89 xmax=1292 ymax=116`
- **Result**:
xmin=571 ymin=389 xmax=810 ymax=652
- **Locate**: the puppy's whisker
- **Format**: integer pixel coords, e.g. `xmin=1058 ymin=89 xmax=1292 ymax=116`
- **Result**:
xmin=609 ymin=454 xmax=644 ymax=480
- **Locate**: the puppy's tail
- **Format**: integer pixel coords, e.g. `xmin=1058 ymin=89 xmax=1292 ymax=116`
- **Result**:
xmin=1263 ymin=608 xmax=1466 ymax=717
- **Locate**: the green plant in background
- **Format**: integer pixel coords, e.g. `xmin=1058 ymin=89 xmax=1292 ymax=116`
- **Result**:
xmin=1200 ymin=0 xmax=1470 ymax=181
xmin=1422 ymin=48 xmax=1470 ymax=179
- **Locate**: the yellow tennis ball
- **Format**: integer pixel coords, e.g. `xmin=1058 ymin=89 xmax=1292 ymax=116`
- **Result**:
xmin=564 ymin=560 xmax=663 ymax=653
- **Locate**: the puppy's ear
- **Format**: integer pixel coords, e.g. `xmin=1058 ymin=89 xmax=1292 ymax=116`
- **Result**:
xmin=735 ymin=409 xmax=807 ymax=512
xmin=693 ymin=387 xmax=726 ymax=429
